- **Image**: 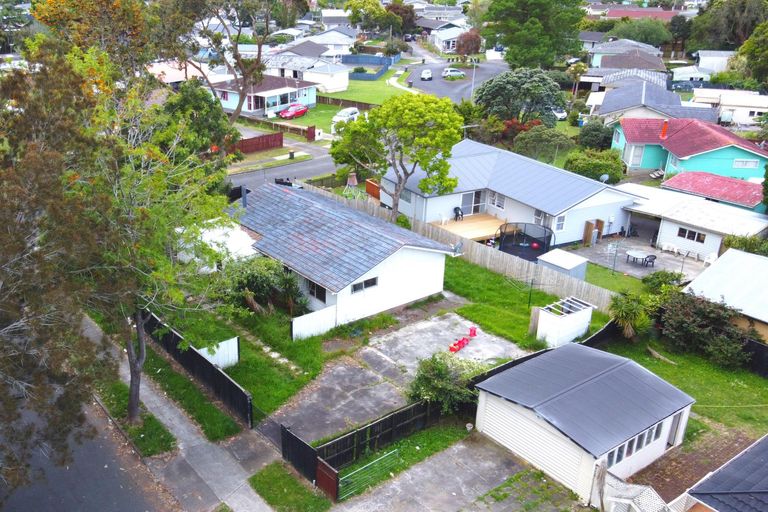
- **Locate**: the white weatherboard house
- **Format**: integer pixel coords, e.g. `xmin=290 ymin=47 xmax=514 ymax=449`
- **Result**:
xmin=235 ymin=184 xmax=453 ymax=339
xmin=381 ymin=139 xmax=637 ymax=246
xmin=475 ymin=343 xmax=694 ymax=506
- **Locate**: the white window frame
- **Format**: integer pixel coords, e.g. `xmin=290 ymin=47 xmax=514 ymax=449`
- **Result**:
xmin=400 ymin=189 xmax=412 ymax=204
xmin=308 ymin=280 xmax=326 ymax=303
xmin=613 ymin=129 xmax=620 ymax=144
xmin=220 ymin=90 xmax=229 ymax=101
xmin=733 ymin=159 xmax=759 ymax=169
xmin=352 ymin=277 xmax=378 ymax=294
xmin=488 ymin=191 xmax=505 ymax=210
xmin=555 ymin=215 xmax=566 ymax=231
xmin=629 ymin=144 xmax=644 ymax=167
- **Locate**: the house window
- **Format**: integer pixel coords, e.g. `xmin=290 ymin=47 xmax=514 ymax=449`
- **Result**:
xmin=555 ymin=215 xmax=566 ymax=231
xmin=534 ymin=209 xmax=552 ymax=228
xmin=607 ymin=450 xmax=615 ymax=468
xmin=254 ymin=96 xmax=265 ymax=109
xmin=613 ymin=130 xmax=620 ymax=144
xmin=400 ymin=189 xmax=412 ymax=204
xmin=626 ymin=438 xmax=635 ymax=457
xmin=219 ymin=90 xmax=229 ymax=101
xmin=749 ymin=110 xmax=765 ymax=117
xmin=352 ymin=277 xmax=378 ymax=293
xmin=654 ymin=422 xmax=663 ymax=440
xmin=734 ymin=159 xmax=759 ymax=169
xmin=669 ymin=155 xmax=679 ymax=168
xmin=677 ymin=227 xmax=706 ymax=244
xmin=616 ymin=444 xmax=625 ymax=464
xmin=630 ymin=145 xmax=644 ymax=167
xmin=308 ymin=280 xmax=326 ymax=303
xmin=461 ymin=191 xmax=486 ymax=215
xmin=488 ymin=191 xmax=505 ymax=210
xmin=279 ymin=93 xmax=290 ymax=105
xmin=247 ymin=95 xmax=253 ymax=110
xmin=637 ymin=432 xmax=646 ymax=449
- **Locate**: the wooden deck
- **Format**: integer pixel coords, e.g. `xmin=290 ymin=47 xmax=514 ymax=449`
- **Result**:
xmin=431 ymin=213 xmax=505 ymax=241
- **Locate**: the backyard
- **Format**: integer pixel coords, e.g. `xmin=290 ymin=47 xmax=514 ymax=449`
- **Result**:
xmin=585 ymin=262 xmax=645 ymax=294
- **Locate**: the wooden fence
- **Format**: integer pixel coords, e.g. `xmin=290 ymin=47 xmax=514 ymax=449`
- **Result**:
xmin=238 ymin=113 xmax=316 ymax=141
xmin=298 ymin=182 xmax=616 ymax=312
xmin=316 ymin=95 xmax=378 ymax=111
xmin=235 ymin=132 xmax=283 ymax=153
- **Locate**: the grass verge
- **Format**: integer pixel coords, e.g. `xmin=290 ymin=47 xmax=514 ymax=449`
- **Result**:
xmin=321 ymin=69 xmax=407 ymax=104
xmin=249 ymin=462 xmax=331 ymax=512
xmin=585 ymin=262 xmax=645 ymax=294
xmin=227 ymin=154 xmax=312 ymax=175
xmin=604 ymin=337 xmax=768 ymax=436
xmin=338 ymin=423 xmax=469 ymax=499
xmin=445 ymin=257 xmax=610 ymax=350
xmin=479 ymin=469 xmax=580 ymax=507
xmin=228 ymin=312 xmax=397 ymax=414
xmin=97 ymin=380 xmax=176 ymax=457
xmin=144 ymin=345 xmax=241 ymax=441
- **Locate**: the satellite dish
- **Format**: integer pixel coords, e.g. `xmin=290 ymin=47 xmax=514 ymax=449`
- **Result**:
xmin=599 ymin=174 xmax=610 ymax=183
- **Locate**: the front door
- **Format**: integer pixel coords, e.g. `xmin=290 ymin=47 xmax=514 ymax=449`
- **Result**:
xmin=667 ymin=412 xmax=682 ymax=448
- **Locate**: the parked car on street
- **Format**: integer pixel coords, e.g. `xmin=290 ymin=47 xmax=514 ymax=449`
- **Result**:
xmin=420 ymin=69 xmax=433 ymax=81
xmin=332 ymin=107 xmax=360 ymax=124
xmin=552 ymin=108 xmax=568 ymax=121
xmin=404 ymin=34 xmax=413 ymax=42
xmin=494 ymin=44 xmax=504 ymax=52
xmin=278 ymin=103 xmax=309 ymax=119
xmin=441 ymin=68 xmax=465 ymax=79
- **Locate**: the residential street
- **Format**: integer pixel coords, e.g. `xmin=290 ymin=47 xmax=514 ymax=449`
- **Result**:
xmin=411 ymin=60 xmax=510 ymax=104
xmin=228 ymin=151 xmax=337 ymax=191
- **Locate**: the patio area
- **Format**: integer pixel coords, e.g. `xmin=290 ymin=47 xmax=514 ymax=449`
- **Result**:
xmin=431 ymin=213 xmax=504 ymax=241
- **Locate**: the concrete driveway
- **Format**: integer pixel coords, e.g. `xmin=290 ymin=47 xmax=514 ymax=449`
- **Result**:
xmin=332 ymin=434 xmax=523 ymax=512
xmin=267 ymin=313 xmax=527 ymax=443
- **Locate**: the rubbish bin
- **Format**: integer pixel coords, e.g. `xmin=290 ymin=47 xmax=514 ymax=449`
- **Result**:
xmin=289 ymin=151 xmax=295 ymax=159
xmin=421 ymin=58 xmax=425 ymax=64
xmin=404 ymin=65 xmax=409 ymax=72
xmin=577 ymin=118 xmax=584 ymax=128
xmin=408 ymin=80 xmax=413 ymax=88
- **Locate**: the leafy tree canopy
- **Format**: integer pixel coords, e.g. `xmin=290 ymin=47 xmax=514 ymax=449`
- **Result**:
xmin=484 ymin=0 xmax=583 ymax=68
xmin=345 ymin=0 xmax=386 ymax=29
xmin=740 ymin=20 xmax=768 ymax=82
xmin=578 ymin=120 xmax=614 ymax=150
xmin=688 ymin=0 xmax=768 ymax=51
xmin=607 ymin=18 xmax=673 ymax=46
xmin=512 ymin=125 xmax=574 ymax=163
xmin=564 ymin=148 xmax=624 ymax=183
xmin=474 ymin=68 xmax=564 ymax=127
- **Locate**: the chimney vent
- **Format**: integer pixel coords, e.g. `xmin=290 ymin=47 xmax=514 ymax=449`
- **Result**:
xmin=241 ymin=185 xmax=248 ymax=208
xmin=660 ymin=119 xmax=669 ymax=140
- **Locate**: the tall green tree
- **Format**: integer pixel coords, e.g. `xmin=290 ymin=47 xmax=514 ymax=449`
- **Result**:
xmin=474 ymin=68 xmax=564 ymax=126
xmin=740 ymin=20 xmax=768 ymax=82
xmin=512 ymin=125 xmax=574 ymax=163
xmin=0 ymin=37 xmax=113 ymax=494
xmin=669 ymin=14 xmax=692 ymax=52
xmin=607 ymin=18 xmax=673 ymax=46
xmin=386 ymin=1 xmax=416 ymax=33
xmin=330 ymin=94 xmax=463 ymax=219
xmin=689 ymin=0 xmax=768 ymax=51
xmin=0 ymin=0 xmax=30 ymax=53
xmin=484 ymin=0 xmax=583 ymax=68
xmin=345 ymin=0 xmax=385 ymax=29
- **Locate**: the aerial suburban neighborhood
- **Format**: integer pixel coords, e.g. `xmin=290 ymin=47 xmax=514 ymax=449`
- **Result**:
xmin=3 ymin=0 xmax=768 ymax=511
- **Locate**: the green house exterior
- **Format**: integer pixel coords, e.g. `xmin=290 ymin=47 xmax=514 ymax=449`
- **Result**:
xmin=612 ymin=124 xmax=768 ymax=180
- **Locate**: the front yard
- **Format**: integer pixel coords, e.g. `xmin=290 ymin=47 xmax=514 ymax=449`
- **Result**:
xmin=279 ymin=103 xmax=338 ymax=134
xmin=322 ymin=69 xmax=407 ymax=104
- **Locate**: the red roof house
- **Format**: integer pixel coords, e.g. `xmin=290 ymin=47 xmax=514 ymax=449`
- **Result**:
xmin=605 ymin=8 xmax=678 ymax=20
xmin=662 ymin=172 xmax=765 ymax=209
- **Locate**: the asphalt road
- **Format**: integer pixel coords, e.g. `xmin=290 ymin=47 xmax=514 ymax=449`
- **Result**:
xmin=409 ymin=59 xmax=509 ymax=104
xmin=2 ymin=404 xmax=176 ymax=512
xmin=228 ymin=152 xmax=338 ymax=191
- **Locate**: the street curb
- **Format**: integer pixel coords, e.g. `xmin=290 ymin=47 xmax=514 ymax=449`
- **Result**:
xmin=227 ymin=154 xmax=313 ymax=175
xmin=92 ymin=393 xmax=147 ymax=463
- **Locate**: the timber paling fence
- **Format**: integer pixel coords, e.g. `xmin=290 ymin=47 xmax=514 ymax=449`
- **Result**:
xmin=297 ymin=182 xmax=615 ymax=312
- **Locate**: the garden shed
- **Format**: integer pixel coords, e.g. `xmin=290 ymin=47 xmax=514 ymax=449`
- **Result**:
xmin=475 ymin=343 xmax=694 ymax=506
xmin=537 ymin=249 xmax=588 ymax=280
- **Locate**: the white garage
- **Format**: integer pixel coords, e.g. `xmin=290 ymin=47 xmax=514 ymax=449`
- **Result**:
xmin=475 ymin=344 xmax=694 ymax=506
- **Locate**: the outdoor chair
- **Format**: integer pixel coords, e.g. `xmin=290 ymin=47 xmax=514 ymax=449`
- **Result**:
xmin=643 ymin=255 xmax=657 ymax=267
xmin=453 ymin=207 xmax=464 ymax=221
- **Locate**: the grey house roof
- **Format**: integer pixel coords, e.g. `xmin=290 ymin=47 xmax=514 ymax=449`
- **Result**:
xmin=579 ymin=31 xmax=607 ymax=43
xmin=598 ymin=81 xmax=718 ymax=123
xmin=384 ymin=139 xmax=634 ymax=216
xmin=280 ymin=40 xmax=329 ymax=59
xmin=690 ymin=435 xmax=768 ymax=512
xmin=602 ymin=49 xmax=666 ymax=71
xmin=476 ymin=343 xmax=694 ymax=457
xmin=602 ymin=68 xmax=668 ymax=88
xmin=591 ymin=39 xmax=661 ymax=56
xmin=235 ymin=184 xmax=452 ymax=293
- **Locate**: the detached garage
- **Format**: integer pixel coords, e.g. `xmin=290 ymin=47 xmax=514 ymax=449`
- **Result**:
xmin=475 ymin=344 xmax=694 ymax=506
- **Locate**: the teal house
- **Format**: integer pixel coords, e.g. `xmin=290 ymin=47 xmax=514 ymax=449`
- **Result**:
xmin=612 ymin=118 xmax=768 ymax=180
xmin=211 ymin=75 xmax=317 ymax=117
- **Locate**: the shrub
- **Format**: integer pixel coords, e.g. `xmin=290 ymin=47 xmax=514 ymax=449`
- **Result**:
xmin=216 ymin=258 xmax=306 ymax=315
xmin=501 ymin=118 xmax=542 ymax=141
xmin=395 ymin=213 xmax=411 ymax=229
xmin=567 ymin=109 xmax=580 ymax=127
xmin=571 ymin=99 xmax=588 ymax=113
xmin=353 ymin=66 xmax=367 ymax=73
xmin=578 ymin=121 xmax=614 ymax=150
xmin=408 ymin=352 xmax=488 ymax=414
xmin=564 ymin=149 xmax=624 ymax=183
xmin=642 ymin=270 xmax=685 ymax=293
xmin=609 ymin=291 xmax=650 ymax=339
xmin=661 ymin=292 xmax=753 ymax=369
xmin=544 ymin=70 xmax=571 ymax=90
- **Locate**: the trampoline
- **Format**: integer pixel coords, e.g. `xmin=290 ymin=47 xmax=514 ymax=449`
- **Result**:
xmin=495 ymin=223 xmax=553 ymax=261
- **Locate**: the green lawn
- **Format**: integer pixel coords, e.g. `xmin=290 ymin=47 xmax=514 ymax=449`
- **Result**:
xmin=338 ymin=423 xmax=469 ymax=500
xmin=227 ymin=312 xmax=398 ymax=415
xmin=604 ymin=338 xmax=768 ymax=436
xmin=249 ymin=462 xmax=331 ymax=512
xmin=322 ymin=69 xmax=407 ymax=105
xmin=144 ymin=346 xmax=242 ymax=441
xmin=555 ymin=120 xmax=580 ymax=137
xmin=167 ymin=309 xmax=238 ymax=347
xmin=445 ymin=258 xmax=610 ymax=350
xmin=676 ymin=91 xmax=694 ymax=101
xmin=97 ymin=380 xmax=176 ymax=457
xmin=585 ymin=262 xmax=645 ymax=294
xmin=280 ymin=103 xmax=338 ymax=134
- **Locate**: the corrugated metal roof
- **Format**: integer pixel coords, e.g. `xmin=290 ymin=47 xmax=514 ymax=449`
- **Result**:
xmin=602 ymin=69 xmax=668 ymax=88
xmin=476 ymin=344 xmax=694 ymax=457
xmin=234 ymin=184 xmax=452 ymax=292
xmin=662 ymin=172 xmax=764 ymax=208
xmin=599 ymin=81 xmax=680 ymax=114
xmin=592 ymin=39 xmax=661 ymax=56
xmin=386 ymin=140 xmax=630 ymax=216
xmin=690 ymin=435 xmax=768 ymax=512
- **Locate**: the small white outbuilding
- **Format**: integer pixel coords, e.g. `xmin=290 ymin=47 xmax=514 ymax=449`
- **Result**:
xmin=475 ymin=344 xmax=694 ymax=506
xmin=537 ymin=249 xmax=588 ymax=280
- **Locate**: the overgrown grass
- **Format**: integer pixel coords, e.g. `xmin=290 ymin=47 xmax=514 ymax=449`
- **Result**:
xmin=168 ymin=309 xmax=237 ymax=347
xmin=604 ymin=338 xmax=768 ymax=436
xmin=322 ymin=69 xmax=407 ymax=104
xmin=144 ymin=346 xmax=241 ymax=441
xmin=683 ymin=416 xmax=711 ymax=450
xmin=337 ymin=423 xmax=469 ymax=499
xmin=228 ymin=312 xmax=398 ymax=414
xmin=555 ymin=120 xmax=580 ymax=137
xmin=585 ymin=262 xmax=645 ymax=294
xmin=444 ymin=257 xmax=609 ymax=350
xmin=249 ymin=462 xmax=331 ymax=512
xmin=97 ymin=380 xmax=176 ymax=457
xmin=406 ymin=293 xmax=445 ymax=310
xmin=479 ymin=469 xmax=580 ymax=508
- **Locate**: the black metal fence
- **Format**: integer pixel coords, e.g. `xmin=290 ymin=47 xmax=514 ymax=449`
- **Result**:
xmin=580 ymin=320 xmax=621 ymax=348
xmin=316 ymin=401 xmax=441 ymax=470
xmin=280 ymin=425 xmax=318 ymax=482
xmin=143 ymin=311 xmax=254 ymax=428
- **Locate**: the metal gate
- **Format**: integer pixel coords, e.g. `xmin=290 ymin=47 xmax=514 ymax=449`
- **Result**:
xmin=280 ymin=425 xmax=317 ymax=482
xmin=316 ymin=457 xmax=338 ymax=501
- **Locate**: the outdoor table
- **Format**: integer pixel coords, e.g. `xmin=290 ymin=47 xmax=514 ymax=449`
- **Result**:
xmin=626 ymin=250 xmax=649 ymax=264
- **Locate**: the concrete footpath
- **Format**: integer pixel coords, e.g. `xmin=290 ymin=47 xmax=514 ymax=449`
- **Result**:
xmin=82 ymin=317 xmax=278 ymax=512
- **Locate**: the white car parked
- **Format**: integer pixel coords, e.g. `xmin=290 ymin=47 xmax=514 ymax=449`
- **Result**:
xmin=441 ymin=67 xmax=466 ymax=79
xmin=331 ymin=107 xmax=361 ymax=134
xmin=420 ymin=69 xmax=433 ymax=81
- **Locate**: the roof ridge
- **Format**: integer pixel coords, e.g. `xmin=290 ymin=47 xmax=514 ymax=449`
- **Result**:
xmin=530 ymin=355 xmax=631 ymax=409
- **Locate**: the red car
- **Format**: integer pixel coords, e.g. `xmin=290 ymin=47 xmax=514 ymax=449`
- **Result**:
xmin=278 ymin=103 xmax=309 ymax=119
